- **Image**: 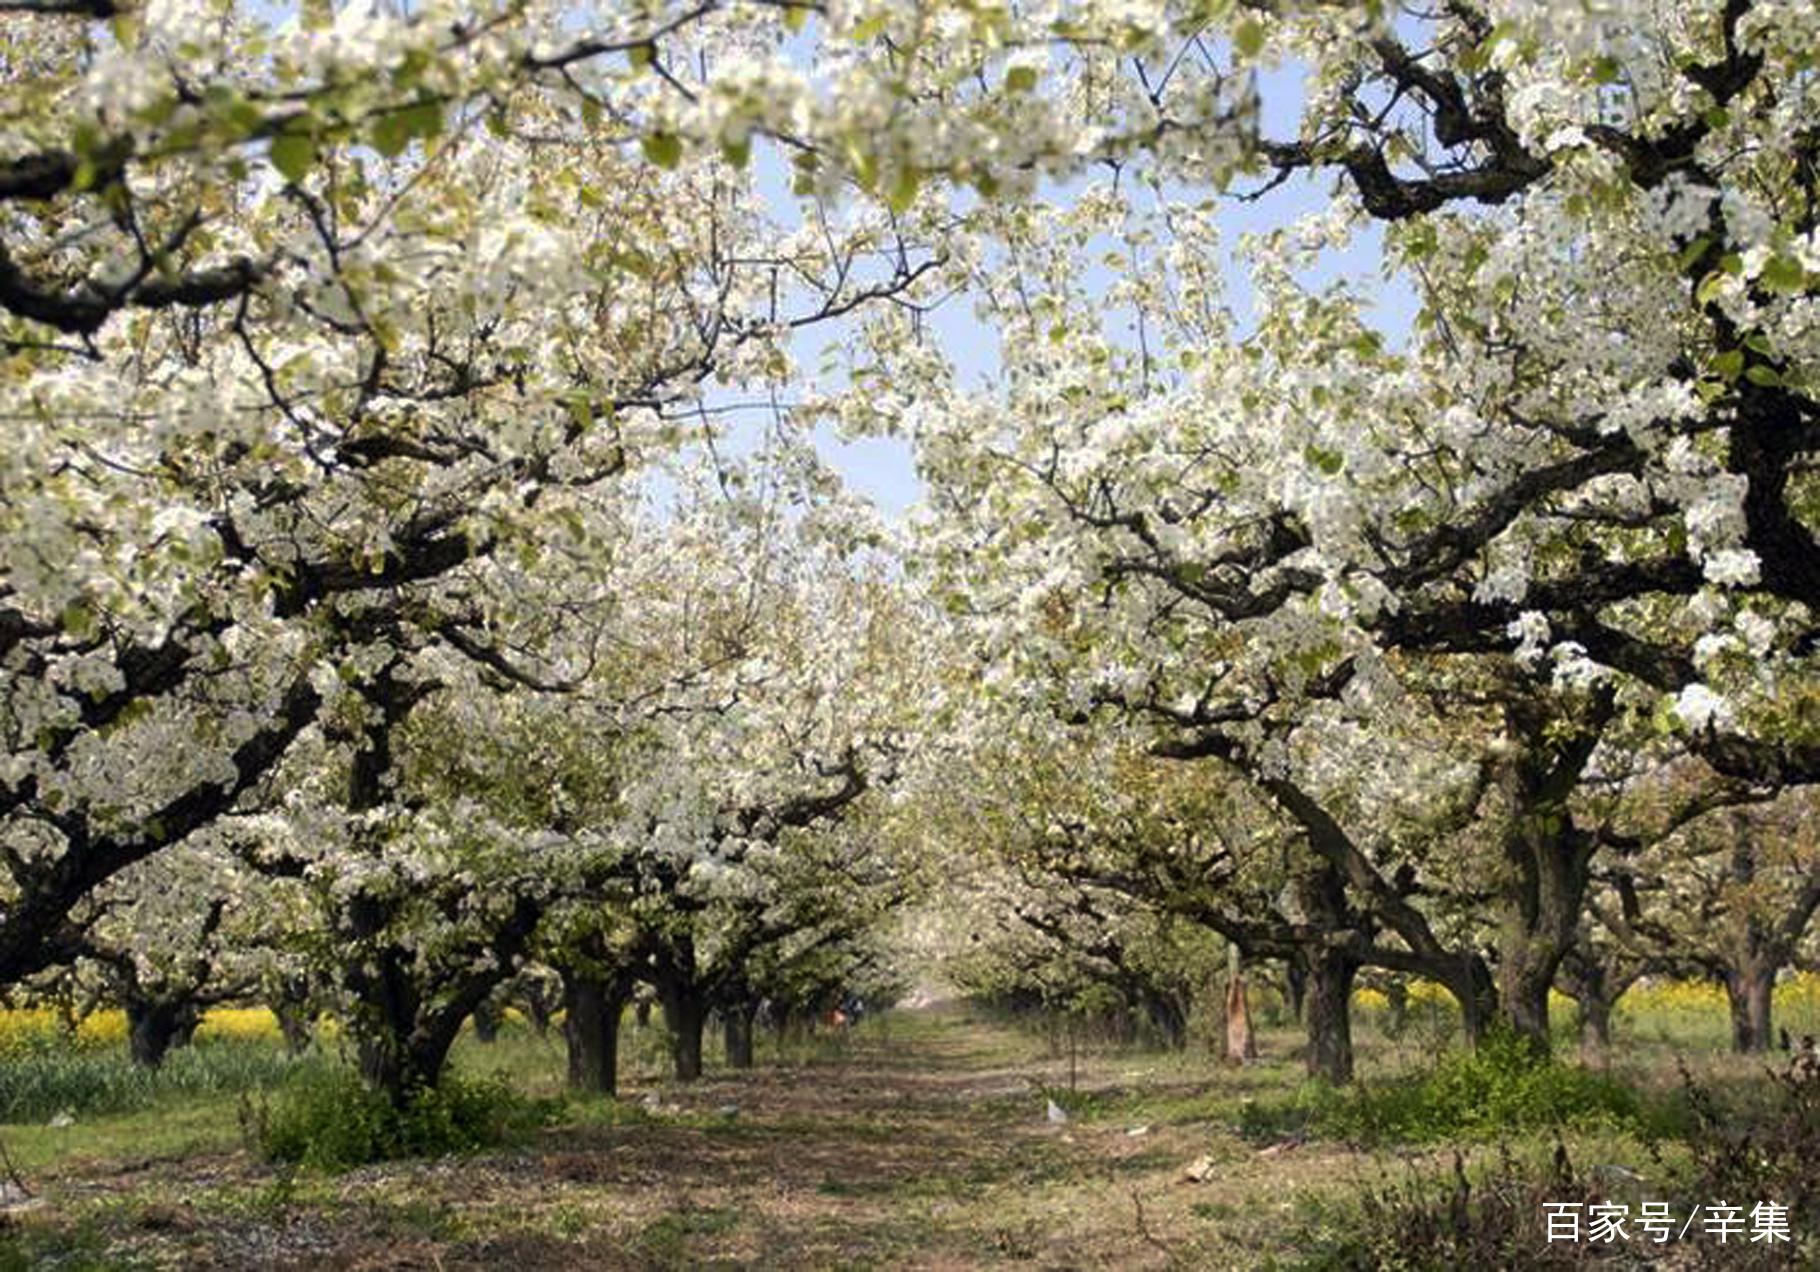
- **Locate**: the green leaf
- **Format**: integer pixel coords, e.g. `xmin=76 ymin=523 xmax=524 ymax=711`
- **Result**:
xmin=370 ymin=112 xmax=411 ymax=158
xmin=60 ymin=601 xmax=96 ymax=641
xmin=886 ymin=165 xmax=921 ymax=214
xmin=1675 ymin=235 xmax=1711 ymax=272
xmin=1744 ymin=364 xmax=1784 ymax=388
xmin=1589 ymin=55 xmax=1621 ymax=84
xmin=1711 ymin=348 xmax=1744 ymax=381
xmin=402 ymin=100 xmax=442 ymax=142
xmin=721 ymin=136 xmax=751 ymax=169
xmin=1234 ymin=17 xmax=1265 ymax=58
xmin=1005 ymin=66 xmax=1038 ymax=93
xmin=643 ymin=131 xmax=683 ymax=169
xmin=1761 ymin=255 xmax=1808 ymax=296
xmin=1304 ymin=444 xmax=1344 ymax=476
xmin=850 ymin=14 xmax=889 ymax=41
xmin=269 ymin=132 xmax=316 ymax=184
xmin=783 ymin=5 xmax=809 ymax=33
xmin=1402 ymin=220 xmax=1438 ymax=261
xmin=850 ymin=147 xmax=879 ymax=192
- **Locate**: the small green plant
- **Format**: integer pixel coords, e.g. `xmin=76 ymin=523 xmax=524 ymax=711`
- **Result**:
xmin=250 ymin=1065 xmax=554 ymax=1170
xmin=1242 ymin=1031 xmax=1666 ymax=1147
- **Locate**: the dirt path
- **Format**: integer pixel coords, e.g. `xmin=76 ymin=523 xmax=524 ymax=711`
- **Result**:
xmin=20 ymin=1005 xmax=1345 ymax=1269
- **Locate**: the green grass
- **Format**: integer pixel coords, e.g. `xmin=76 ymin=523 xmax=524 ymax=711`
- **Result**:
xmin=3 ymin=1090 xmax=259 ymax=1174
xmin=638 ymin=1204 xmax=740 ymax=1262
xmin=0 ymin=995 xmax=1805 ymax=1269
xmin=0 ymin=1039 xmax=309 ymax=1123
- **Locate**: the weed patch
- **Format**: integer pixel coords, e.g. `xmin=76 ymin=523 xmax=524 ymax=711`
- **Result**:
xmin=248 ymin=1065 xmax=555 ymax=1171
xmin=1241 ymin=1033 xmax=1669 ymax=1147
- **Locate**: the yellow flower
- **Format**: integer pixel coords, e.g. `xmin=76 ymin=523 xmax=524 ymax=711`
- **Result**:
xmin=0 ymin=1007 xmax=63 ymax=1056
xmin=195 ymin=1007 xmax=283 ymax=1043
xmin=73 ymin=1009 xmax=127 ymax=1049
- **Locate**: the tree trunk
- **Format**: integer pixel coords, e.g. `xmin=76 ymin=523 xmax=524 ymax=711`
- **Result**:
xmin=1558 ymin=948 xmax=1617 ymax=1052
xmin=1490 ymin=701 xmax=1610 ymax=1057
xmin=522 ymin=979 xmax=556 ymax=1038
xmin=1302 ymin=950 xmax=1357 ymax=1084
xmin=1727 ymin=963 xmax=1776 ymax=1053
xmin=1500 ymin=950 xmax=1557 ymax=1054
xmin=1142 ymin=992 xmax=1188 ymax=1051
xmin=1284 ymin=962 xmax=1307 ymax=1022
xmin=1223 ymin=947 xmax=1257 ymax=1064
xmin=562 ymin=970 xmax=632 ymax=1095
xmin=723 ymin=1001 xmax=758 ymax=1069
xmin=274 ymin=1000 xmax=314 ymax=1056
xmin=1436 ymin=952 xmax=1500 ymax=1047
xmin=662 ymin=987 xmax=707 ymax=1081
xmin=471 ymin=997 xmax=502 ymax=1043
xmin=125 ymin=998 xmax=199 ymax=1069
xmin=1577 ymin=993 xmax=1612 ymax=1050
xmin=1384 ymin=980 xmax=1409 ymax=1037
xmin=357 ymin=1031 xmax=451 ymax=1105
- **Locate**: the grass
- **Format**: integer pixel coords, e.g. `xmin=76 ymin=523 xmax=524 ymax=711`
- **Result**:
xmin=0 ymin=1038 xmax=308 ymax=1125
xmin=0 ymin=990 xmax=1804 ymax=1268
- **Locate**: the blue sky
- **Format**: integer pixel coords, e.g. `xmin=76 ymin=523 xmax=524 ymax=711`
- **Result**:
xmin=737 ymin=57 xmax=1419 ymax=518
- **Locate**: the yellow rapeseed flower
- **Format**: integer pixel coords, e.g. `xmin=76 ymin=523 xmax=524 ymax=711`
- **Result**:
xmin=194 ymin=1007 xmax=283 ymax=1043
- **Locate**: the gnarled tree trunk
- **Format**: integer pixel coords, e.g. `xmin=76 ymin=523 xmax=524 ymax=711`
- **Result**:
xmin=1301 ymin=949 xmax=1358 ymax=1084
xmin=1726 ymin=961 xmax=1776 ymax=1054
xmin=125 ymin=997 xmax=200 ymax=1069
xmin=562 ymin=968 xmax=635 ymax=1095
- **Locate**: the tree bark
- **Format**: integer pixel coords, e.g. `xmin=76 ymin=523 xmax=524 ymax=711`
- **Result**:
xmin=275 ymin=1004 xmax=313 ymax=1056
xmin=723 ymin=1001 xmax=758 ymax=1069
xmin=348 ymin=939 xmax=529 ymax=1105
xmin=1141 ymin=991 xmax=1188 ymax=1051
xmin=357 ymin=1031 xmax=447 ymax=1103
xmin=1493 ymin=828 xmax=1587 ymax=1056
xmin=662 ymin=986 xmax=707 ymax=1081
xmin=562 ymin=969 xmax=633 ymax=1095
xmin=271 ymin=977 xmax=315 ymax=1056
xmin=1301 ymin=950 xmax=1357 ymax=1084
xmin=521 ymin=978 xmax=557 ymax=1038
xmin=1384 ymin=979 xmax=1409 ymax=1037
xmin=1490 ymin=695 xmax=1612 ymax=1056
xmin=1284 ymin=961 xmax=1307 ymax=1022
xmin=471 ymin=997 xmax=502 ymax=1043
xmin=1727 ymin=963 xmax=1776 ymax=1053
xmin=1577 ymin=993 xmax=1612 ymax=1050
xmin=125 ymin=998 xmax=199 ymax=1069
xmin=1557 ymin=944 xmax=1630 ymax=1052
